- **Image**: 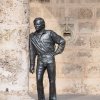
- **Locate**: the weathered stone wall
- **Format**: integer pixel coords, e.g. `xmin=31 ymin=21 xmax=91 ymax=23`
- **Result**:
xmin=29 ymin=0 xmax=100 ymax=95
xmin=0 ymin=0 xmax=29 ymax=94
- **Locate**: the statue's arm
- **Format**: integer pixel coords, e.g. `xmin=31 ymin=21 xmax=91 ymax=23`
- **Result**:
xmin=29 ymin=34 xmax=37 ymax=73
xmin=51 ymin=31 xmax=66 ymax=55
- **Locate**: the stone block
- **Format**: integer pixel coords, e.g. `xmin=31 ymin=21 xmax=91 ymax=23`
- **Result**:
xmin=0 ymin=1 xmax=29 ymax=25
xmin=97 ymin=0 xmax=100 ymax=3
xmin=30 ymin=7 xmax=42 ymax=18
xmin=85 ymin=63 xmax=100 ymax=78
xmin=12 ymin=4 xmax=29 ymax=24
xmin=56 ymin=48 xmax=92 ymax=65
xmin=83 ymin=0 xmax=100 ymax=3
xmin=61 ymin=63 xmax=84 ymax=78
xmin=95 ymin=21 xmax=100 ymax=32
xmin=82 ymin=78 xmax=100 ymax=94
xmin=29 ymin=77 xmax=82 ymax=94
xmin=96 ymin=8 xmax=100 ymax=18
xmin=68 ymin=8 xmax=93 ymax=19
xmin=76 ymin=49 xmax=92 ymax=58
xmin=42 ymin=6 xmax=53 ymax=19
xmin=29 ymin=77 xmax=37 ymax=94
xmin=64 ymin=49 xmax=92 ymax=57
xmin=0 ymin=6 xmax=6 ymax=23
xmin=68 ymin=8 xmax=79 ymax=19
xmin=78 ymin=8 xmax=93 ymax=19
xmin=52 ymin=7 xmax=65 ymax=19
xmin=78 ymin=22 xmax=95 ymax=33
xmin=67 ymin=0 xmax=82 ymax=3
xmin=29 ymin=76 xmax=49 ymax=94
xmin=73 ymin=36 xmax=90 ymax=47
xmin=64 ymin=35 xmax=90 ymax=48
xmin=56 ymin=78 xmax=82 ymax=94
xmin=55 ymin=0 xmax=65 ymax=4
xmin=91 ymin=48 xmax=100 ymax=63
xmin=0 ymin=0 xmax=13 ymax=8
xmin=78 ymin=32 xmax=93 ymax=36
xmin=5 ymin=0 xmax=13 ymax=8
xmin=90 ymin=36 xmax=100 ymax=48
xmin=0 ymin=0 xmax=30 ymax=94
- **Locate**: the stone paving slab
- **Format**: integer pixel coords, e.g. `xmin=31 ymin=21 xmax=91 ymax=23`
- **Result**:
xmin=0 ymin=94 xmax=100 ymax=100
xmin=0 ymin=94 xmax=34 ymax=100
xmin=32 ymin=94 xmax=100 ymax=100
xmin=56 ymin=95 xmax=100 ymax=100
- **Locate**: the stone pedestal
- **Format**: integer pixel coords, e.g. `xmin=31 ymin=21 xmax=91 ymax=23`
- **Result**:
xmin=0 ymin=0 xmax=33 ymax=98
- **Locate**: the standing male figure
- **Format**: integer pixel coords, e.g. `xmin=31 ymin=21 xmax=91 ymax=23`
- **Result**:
xmin=29 ymin=17 xmax=65 ymax=100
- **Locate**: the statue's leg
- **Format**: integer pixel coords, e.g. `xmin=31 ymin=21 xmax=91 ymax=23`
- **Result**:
xmin=47 ymin=63 xmax=56 ymax=100
xmin=36 ymin=61 xmax=46 ymax=100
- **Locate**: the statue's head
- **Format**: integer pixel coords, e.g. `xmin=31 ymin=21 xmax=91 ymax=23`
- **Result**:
xmin=33 ymin=17 xmax=45 ymax=31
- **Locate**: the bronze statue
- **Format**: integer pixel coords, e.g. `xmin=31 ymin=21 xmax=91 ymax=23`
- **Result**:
xmin=29 ymin=17 xmax=66 ymax=100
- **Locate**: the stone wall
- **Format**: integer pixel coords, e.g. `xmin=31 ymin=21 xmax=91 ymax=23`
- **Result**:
xmin=29 ymin=0 xmax=100 ymax=95
xmin=0 ymin=0 xmax=30 ymax=94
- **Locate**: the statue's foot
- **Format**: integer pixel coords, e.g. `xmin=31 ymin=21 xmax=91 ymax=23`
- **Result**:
xmin=49 ymin=96 xmax=56 ymax=100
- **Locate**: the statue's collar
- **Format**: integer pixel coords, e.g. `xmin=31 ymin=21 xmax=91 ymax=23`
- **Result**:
xmin=36 ymin=29 xmax=46 ymax=35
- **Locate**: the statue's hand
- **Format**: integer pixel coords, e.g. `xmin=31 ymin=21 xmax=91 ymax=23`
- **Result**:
xmin=30 ymin=65 xmax=34 ymax=74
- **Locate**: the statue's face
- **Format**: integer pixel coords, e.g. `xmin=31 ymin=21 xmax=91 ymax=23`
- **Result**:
xmin=34 ymin=20 xmax=44 ymax=31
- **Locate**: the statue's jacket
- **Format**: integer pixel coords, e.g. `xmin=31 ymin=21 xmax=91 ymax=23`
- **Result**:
xmin=29 ymin=30 xmax=66 ymax=68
